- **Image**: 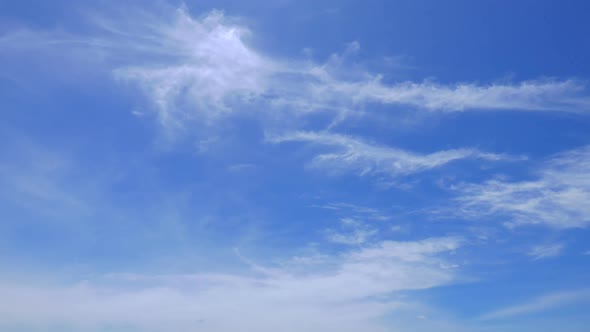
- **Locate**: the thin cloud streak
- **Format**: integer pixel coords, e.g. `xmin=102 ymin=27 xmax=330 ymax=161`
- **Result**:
xmin=481 ymin=289 xmax=590 ymax=320
xmin=453 ymin=145 xmax=590 ymax=228
xmin=314 ymin=77 xmax=590 ymax=113
xmin=528 ymin=243 xmax=565 ymax=260
xmin=269 ymin=131 xmax=519 ymax=179
xmin=325 ymin=218 xmax=378 ymax=245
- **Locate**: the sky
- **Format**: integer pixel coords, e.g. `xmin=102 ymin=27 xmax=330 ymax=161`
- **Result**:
xmin=1 ymin=0 xmax=590 ymax=331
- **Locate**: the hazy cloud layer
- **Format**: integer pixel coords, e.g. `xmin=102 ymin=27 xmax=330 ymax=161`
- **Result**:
xmin=0 ymin=237 xmax=461 ymax=332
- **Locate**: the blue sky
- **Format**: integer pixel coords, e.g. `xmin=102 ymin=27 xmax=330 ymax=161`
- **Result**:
xmin=1 ymin=0 xmax=590 ymax=331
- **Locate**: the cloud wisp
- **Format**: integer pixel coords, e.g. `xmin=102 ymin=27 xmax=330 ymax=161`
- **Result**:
xmin=269 ymin=131 xmax=518 ymax=181
xmin=453 ymin=145 xmax=590 ymax=228
xmin=528 ymin=243 xmax=565 ymax=260
xmin=2 ymin=6 xmax=590 ymax=133
xmin=325 ymin=218 xmax=379 ymax=245
xmin=311 ymin=77 xmax=590 ymax=113
xmin=313 ymin=202 xmax=392 ymax=221
xmin=481 ymin=289 xmax=590 ymax=320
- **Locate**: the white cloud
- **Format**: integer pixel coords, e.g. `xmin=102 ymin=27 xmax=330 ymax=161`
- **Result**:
xmin=527 ymin=243 xmax=565 ymax=260
xmin=454 ymin=145 xmax=590 ymax=228
xmin=350 ymin=237 xmax=461 ymax=262
xmin=481 ymin=289 xmax=590 ymax=320
xmin=110 ymin=8 xmax=276 ymax=128
xmin=0 ymin=237 xmax=461 ymax=332
xmin=269 ymin=131 xmax=517 ymax=179
xmin=313 ymin=202 xmax=392 ymax=221
xmin=312 ymin=77 xmax=590 ymax=113
xmin=2 ymin=6 xmax=589 ymax=133
xmin=326 ymin=218 xmax=378 ymax=245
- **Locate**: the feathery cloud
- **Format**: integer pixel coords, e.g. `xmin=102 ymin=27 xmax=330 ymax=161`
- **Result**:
xmin=325 ymin=218 xmax=378 ymax=245
xmin=2 ymin=7 xmax=589 ymax=133
xmin=481 ymin=289 xmax=590 ymax=320
xmin=528 ymin=243 xmax=565 ymax=260
xmin=269 ymin=131 xmax=517 ymax=180
xmin=454 ymin=145 xmax=590 ymax=228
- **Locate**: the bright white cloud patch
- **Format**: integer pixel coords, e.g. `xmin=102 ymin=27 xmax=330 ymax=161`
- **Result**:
xmin=112 ymin=9 xmax=276 ymax=128
xmin=0 ymin=237 xmax=461 ymax=332
xmin=454 ymin=145 xmax=590 ymax=228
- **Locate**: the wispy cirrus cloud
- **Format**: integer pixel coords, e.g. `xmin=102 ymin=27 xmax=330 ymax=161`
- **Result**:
xmin=325 ymin=218 xmax=378 ymax=245
xmin=453 ymin=145 xmax=590 ymax=228
xmin=269 ymin=131 xmax=518 ymax=180
xmin=102 ymin=12 xmax=590 ymax=126
xmin=0 ymin=237 xmax=462 ymax=332
xmin=2 ymin=6 xmax=590 ymax=133
xmin=481 ymin=289 xmax=590 ymax=320
xmin=111 ymin=9 xmax=278 ymax=128
xmin=528 ymin=243 xmax=565 ymax=260
xmin=311 ymin=76 xmax=590 ymax=113
xmin=313 ymin=202 xmax=392 ymax=221
xmin=0 ymin=6 xmax=276 ymax=129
